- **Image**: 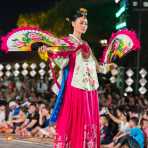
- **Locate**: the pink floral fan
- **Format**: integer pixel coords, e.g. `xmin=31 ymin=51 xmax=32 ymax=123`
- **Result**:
xmin=101 ymin=29 xmax=141 ymax=63
xmin=1 ymin=27 xmax=73 ymax=53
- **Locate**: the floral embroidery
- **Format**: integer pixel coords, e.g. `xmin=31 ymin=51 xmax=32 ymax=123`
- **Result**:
xmin=83 ymin=124 xmax=98 ymax=148
xmin=54 ymin=124 xmax=98 ymax=148
xmin=54 ymin=135 xmax=71 ymax=148
xmin=71 ymin=52 xmax=99 ymax=90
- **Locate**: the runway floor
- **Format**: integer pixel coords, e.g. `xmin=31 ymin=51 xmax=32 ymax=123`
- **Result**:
xmin=0 ymin=134 xmax=53 ymax=148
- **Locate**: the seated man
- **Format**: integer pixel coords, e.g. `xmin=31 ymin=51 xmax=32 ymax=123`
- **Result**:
xmin=16 ymin=103 xmax=39 ymax=137
xmin=114 ymin=117 xmax=144 ymax=148
xmin=102 ymin=117 xmax=144 ymax=148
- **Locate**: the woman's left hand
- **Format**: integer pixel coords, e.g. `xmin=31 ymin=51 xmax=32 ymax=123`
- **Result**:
xmin=109 ymin=63 xmax=118 ymax=71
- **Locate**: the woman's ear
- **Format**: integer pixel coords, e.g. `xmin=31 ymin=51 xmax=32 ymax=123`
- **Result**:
xmin=72 ymin=21 xmax=75 ymax=28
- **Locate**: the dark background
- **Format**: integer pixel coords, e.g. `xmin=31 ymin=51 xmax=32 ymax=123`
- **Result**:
xmin=0 ymin=0 xmax=147 ymax=68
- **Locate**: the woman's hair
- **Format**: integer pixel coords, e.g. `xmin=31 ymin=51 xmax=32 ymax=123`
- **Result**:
xmin=100 ymin=114 xmax=109 ymax=124
xmin=66 ymin=8 xmax=88 ymax=22
xmin=130 ymin=117 xmax=139 ymax=126
xmin=116 ymin=106 xmax=130 ymax=121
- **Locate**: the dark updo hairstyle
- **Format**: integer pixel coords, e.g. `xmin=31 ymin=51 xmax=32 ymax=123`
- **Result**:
xmin=66 ymin=8 xmax=88 ymax=23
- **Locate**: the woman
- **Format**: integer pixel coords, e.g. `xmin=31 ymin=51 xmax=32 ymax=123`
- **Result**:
xmin=39 ymin=8 xmax=116 ymax=148
xmin=31 ymin=104 xmax=55 ymax=138
xmin=102 ymin=107 xmax=130 ymax=148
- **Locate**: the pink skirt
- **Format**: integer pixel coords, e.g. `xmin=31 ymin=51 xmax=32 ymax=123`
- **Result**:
xmin=54 ymin=84 xmax=100 ymax=148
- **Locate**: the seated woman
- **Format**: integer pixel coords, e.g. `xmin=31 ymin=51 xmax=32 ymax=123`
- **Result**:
xmin=102 ymin=106 xmax=130 ymax=148
xmin=16 ymin=103 xmax=39 ymax=137
xmin=32 ymin=104 xmax=55 ymax=138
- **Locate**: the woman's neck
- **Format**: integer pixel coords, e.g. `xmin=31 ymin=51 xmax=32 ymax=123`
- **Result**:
xmin=72 ymin=31 xmax=82 ymax=40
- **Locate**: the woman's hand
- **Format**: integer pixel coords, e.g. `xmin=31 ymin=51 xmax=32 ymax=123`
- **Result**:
xmin=109 ymin=63 xmax=118 ymax=71
xmin=39 ymin=109 xmax=42 ymax=116
xmin=38 ymin=45 xmax=48 ymax=53
xmin=38 ymin=45 xmax=51 ymax=61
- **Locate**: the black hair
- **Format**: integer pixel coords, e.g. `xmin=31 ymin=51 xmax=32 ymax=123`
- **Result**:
xmin=66 ymin=8 xmax=88 ymax=22
xmin=31 ymin=42 xmax=48 ymax=51
xmin=130 ymin=117 xmax=139 ymax=126
xmin=116 ymin=106 xmax=130 ymax=121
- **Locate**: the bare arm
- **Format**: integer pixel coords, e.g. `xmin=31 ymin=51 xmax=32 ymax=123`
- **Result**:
xmin=12 ymin=111 xmax=26 ymax=124
xmin=91 ymin=50 xmax=113 ymax=73
xmin=39 ymin=112 xmax=44 ymax=126
xmin=107 ymin=111 xmax=122 ymax=124
xmin=26 ymin=120 xmax=37 ymax=129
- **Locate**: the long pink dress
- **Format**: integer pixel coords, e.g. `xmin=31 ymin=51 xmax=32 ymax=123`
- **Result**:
xmin=54 ymin=35 xmax=100 ymax=148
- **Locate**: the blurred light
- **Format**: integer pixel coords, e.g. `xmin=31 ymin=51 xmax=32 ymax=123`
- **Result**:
xmin=132 ymin=1 xmax=138 ymax=7
xmin=39 ymin=69 xmax=46 ymax=76
xmin=6 ymin=136 xmax=14 ymax=141
xmin=6 ymin=64 xmax=11 ymax=70
xmin=124 ymin=92 xmax=127 ymax=96
xmin=13 ymin=70 xmax=20 ymax=77
xmin=0 ymin=71 xmax=4 ymax=77
xmin=30 ymin=63 xmax=37 ymax=69
xmin=21 ymin=70 xmax=28 ymax=76
xmin=139 ymin=87 xmax=147 ymax=94
xmin=115 ymin=21 xmax=127 ymax=30
xmin=100 ymin=39 xmax=108 ymax=46
xmin=14 ymin=63 xmax=20 ymax=70
xmin=22 ymin=63 xmax=28 ymax=69
xmin=0 ymin=64 xmax=4 ymax=70
xmin=126 ymin=69 xmax=134 ymax=77
xmin=125 ymin=86 xmax=133 ymax=92
xmin=139 ymin=78 xmax=147 ymax=86
xmin=115 ymin=0 xmax=121 ymax=3
xmin=110 ymin=76 xmax=116 ymax=83
xmin=139 ymin=68 xmax=147 ymax=78
xmin=30 ymin=70 xmax=37 ymax=77
xmin=39 ymin=62 xmax=46 ymax=69
xmin=6 ymin=71 xmax=11 ymax=77
xmin=143 ymin=1 xmax=148 ymax=7
xmin=126 ymin=78 xmax=134 ymax=85
xmin=115 ymin=5 xmax=126 ymax=18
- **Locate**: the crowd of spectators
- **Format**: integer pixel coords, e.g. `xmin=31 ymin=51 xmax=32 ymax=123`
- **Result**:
xmin=0 ymin=76 xmax=147 ymax=148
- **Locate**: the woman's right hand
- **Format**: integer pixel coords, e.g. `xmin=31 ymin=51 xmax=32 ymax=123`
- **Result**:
xmin=38 ymin=45 xmax=48 ymax=53
xmin=38 ymin=45 xmax=51 ymax=61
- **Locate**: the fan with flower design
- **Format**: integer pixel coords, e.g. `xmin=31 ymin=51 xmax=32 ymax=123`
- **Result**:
xmin=1 ymin=27 xmax=74 ymax=53
xmin=101 ymin=29 xmax=141 ymax=63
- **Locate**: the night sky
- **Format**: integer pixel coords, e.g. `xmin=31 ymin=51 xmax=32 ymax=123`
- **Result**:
xmin=0 ymin=0 xmax=58 ymax=34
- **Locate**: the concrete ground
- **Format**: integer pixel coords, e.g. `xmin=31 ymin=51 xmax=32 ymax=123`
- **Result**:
xmin=0 ymin=135 xmax=53 ymax=148
xmin=0 ymin=140 xmax=53 ymax=148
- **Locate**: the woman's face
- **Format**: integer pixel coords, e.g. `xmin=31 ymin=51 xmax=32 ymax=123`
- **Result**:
xmin=100 ymin=116 xmax=108 ymax=126
xmin=29 ymin=105 xmax=36 ymax=113
xmin=41 ymin=108 xmax=48 ymax=116
xmin=72 ymin=16 xmax=88 ymax=35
